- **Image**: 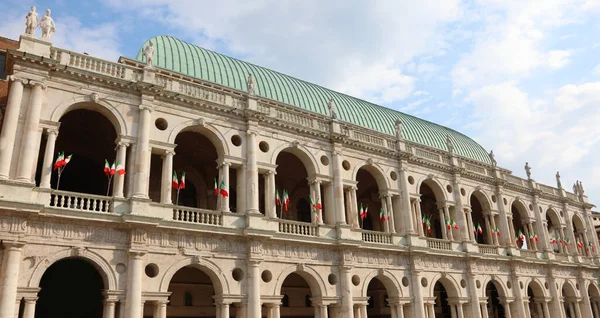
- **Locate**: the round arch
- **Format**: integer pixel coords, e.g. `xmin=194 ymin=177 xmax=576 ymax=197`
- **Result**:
xmin=588 ymin=281 xmax=600 ymax=298
xmin=168 ymin=120 xmax=229 ymax=159
xmin=571 ymin=213 xmax=586 ymax=231
xmin=561 ymin=280 xmax=579 ymax=298
xmin=546 ymin=208 xmax=562 ymax=226
xmin=470 ymin=189 xmax=493 ymax=212
xmin=272 ymin=264 xmax=327 ymax=297
xmin=351 ymin=162 xmax=390 ymax=192
xmin=480 ymin=277 xmax=508 ymax=298
xmin=526 ymin=279 xmax=547 ymax=298
xmin=416 ymin=176 xmax=447 ymax=202
xmin=29 ymin=248 xmax=117 ymax=290
xmin=510 ymin=198 xmax=530 ymax=219
xmin=360 ymin=269 xmax=403 ymax=298
xmin=270 ymin=143 xmax=319 ymax=177
xmin=428 ymin=274 xmax=462 ymax=298
xmin=159 ymin=258 xmax=229 ymax=295
xmin=51 ymin=95 xmax=128 ymax=136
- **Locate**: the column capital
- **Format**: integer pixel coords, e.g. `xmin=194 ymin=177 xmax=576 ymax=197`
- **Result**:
xmin=128 ymin=250 xmax=146 ymax=258
xmin=46 ymin=127 xmax=59 ymax=136
xmin=2 ymin=241 xmax=25 ymax=250
xmin=29 ymin=79 xmax=47 ymax=89
xmin=162 ymin=150 xmax=175 ymax=157
xmin=138 ymin=104 xmax=155 ymax=112
xmin=246 ymin=130 xmax=258 ymax=136
xmin=117 ymin=141 xmax=130 ymax=148
xmin=7 ymin=75 xmax=28 ymax=84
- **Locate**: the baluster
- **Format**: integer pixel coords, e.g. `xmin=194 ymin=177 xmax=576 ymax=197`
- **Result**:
xmin=49 ymin=194 xmax=55 ymax=207
xmin=57 ymin=194 xmax=63 ymax=207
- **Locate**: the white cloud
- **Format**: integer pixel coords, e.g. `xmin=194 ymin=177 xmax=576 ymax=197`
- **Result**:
xmin=547 ymin=50 xmax=572 ymax=69
xmin=593 ymin=64 xmax=600 ymax=74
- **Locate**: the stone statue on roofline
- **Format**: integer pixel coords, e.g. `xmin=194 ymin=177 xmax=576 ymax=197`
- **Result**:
xmin=573 ymin=182 xmax=578 ymax=195
xmin=578 ymin=180 xmax=585 ymax=195
xmin=40 ymin=9 xmax=56 ymax=41
xmin=395 ymin=119 xmax=403 ymax=140
xmin=25 ymin=6 xmax=39 ymax=36
xmin=247 ymin=73 xmax=256 ymax=96
xmin=555 ymin=171 xmax=562 ymax=189
xmin=445 ymin=134 xmax=454 ymax=154
xmin=488 ymin=150 xmax=497 ymax=167
xmin=524 ymin=162 xmax=531 ymax=179
xmin=143 ymin=41 xmax=155 ymax=69
xmin=327 ymin=98 xmax=337 ymax=119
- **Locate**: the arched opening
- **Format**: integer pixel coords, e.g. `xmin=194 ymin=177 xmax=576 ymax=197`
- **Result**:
xmin=419 ymin=181 xmax=445 ymax=239
xmin=546 ymin=209 xmax=562 ymax=253
xmin=433 ymin=281 xmax=451 ymax=318
xmin=511 ymin=201 xmax=531 ymax=249
xmin=356 ymin=168 xmax=383 ymax=231
xmin=275 ymin=151 xmax=311 ymax=222
xmin=470 ymin=193 xmax=491 ymax=244
xmin=526 ymin=281 xmax=545 ymax=318
xmin=280 ymin=273 xmax=313 ymax=317
xmin=43 ymin=108 xmax=117 ymax=195
xmin=587 ymin=284 xmax=600 ymax=318
xmin=572 ymin=215 xmax=589 ymax=256
xmin=484 ymin=281 xmax=505 ymax=318
xmin=562 ymin=283 xmax=579 ymax=318
xmin=36 ymin=258 xmax=105 ymax=318
xmin=366 ymin=277 xmax=391 ymax=318
xmin=165 ymin=266 xmax=216 ymax=317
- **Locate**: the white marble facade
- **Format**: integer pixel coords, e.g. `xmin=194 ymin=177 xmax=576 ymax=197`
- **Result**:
xmin=0 ymin=32 xmax=598 ymax=318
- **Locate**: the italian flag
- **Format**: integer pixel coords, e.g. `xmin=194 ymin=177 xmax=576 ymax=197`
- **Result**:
xmin=496 ymin=227 xmax=501 ymax=237
xmin=172 ymin=171 xmax=179 ymax=189
xmin=282 ymin=190 xmax=290 ymax=212
xmin=115 ymin=162 xmax=126 ymax=175
xmin=219 ymin=180 xmax=228 ymax=197
xmin=551 ymin=237 xmax=557 ymax=244
xmin=379 ymin=207 xmax=385 ymax=222
xmin=53 ymin=152 xmax=72 ymax=171
xmin=446 ymin=217 xmax=451 ymax=230
xmin=104 ymin=159 xmax=111 ymax=176
xmin=179 ymin=172 xmax=186 ymax=189
xmin=359 ymin=204 xmax=368 ymax=219
xmin=213 ymin=178 xmax=218 ymax=196
xmin=451 ymin=218 xmax=458 ymax=229
xmin=109 ymin=162 xmax=116 ymax=175
xmin=275 ymin=189 xmax=281 ymax=206
xmin=309 ymin=195 xmax=321 ymax=222
xmin=477 ymin=223 xmax=483 ymax=235
xmin=518 ymin=230 xmax=525 ymax=242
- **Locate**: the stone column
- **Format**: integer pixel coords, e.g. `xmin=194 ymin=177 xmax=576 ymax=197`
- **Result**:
xmin=489 ymin=214 xmax=499 ymax=245
xmin=353 ymin=306 xmax=360 ymax=318
xmin=309 ymin=180 xmax=324 ymax=224
xmin=235 ymin=303 xmax=247 ymax=318
xmin=466 ymin=268 xmax=482 ymax=318
xmin=332 ymin=150 xmax=346 ymax=224
xmin=220 ymin=303 xmax=230 ymax=318
xmin=484 ymin=215 xmax=493 ymax=244
xmin=480 ymin=302 xmax=489 ymax=318
xmin=350 ymin=187 xmax=359 ymax=228
xmin=439 ymin=204 xmax=448 ymax=240
xmin=339 ymin=266 xmax=354 ymax=317
xmin=507 ymin=216 xmax=516 ymax=246
xmin=247 ymin=260 xmax=261 ymax=318
xmin=456 ymin=303 xmax=465 ymax=318
xmin=386 ymin=194 xmax=396 ymax=233
xmin=465 ymin=208 xmax=474 ymax=242
xmin=547 ymin=273 xmax=564 ymax=317
xmin=246 ymin=130 xmax=259 ymax=213
xmin=568 ymin=301 xmax=576 ymax=318
xmin=124 ymin=252 xmax=144 ymax=318
xmin=502 ymin=301 xmax=512 ymax=318
xmin=575 ymin=300 xmax=583 ymax=318
xmin=532 ymin=196 xmax=551 ymax=253
xmin=15 ymin=81 xmax=45 ymax=182
xmin=579 ymin=277 xmax=594 ymax=318
xmin=113 ymin=142 xmax=129 ymax=198
xmin=452 ymin=177 xmax=469 ymax=241
xmin=0 ymin=77 xmax=26 ymax=179
xmin=450 ymin=304 xmax=457 ymax=318
xmin=236 ymin=166 xmax=246 ymax=213
xmin=411 ymin=270 xmax=425 ymax=317
xmin=398 ymin=166 xmax=414 ymax=235
xmin=359 ymin=304 xmax=367 ymax=318
xmin=495 ymin=191 xmax=513 ymax=246
xmin=160 ymin=150 xmax=174 ymax=204
xmin=318 ymin=304 xmax=328 ymax=318
xmin=266 ymin=170 xmax=276 ymax=218
xmin=132 ymin=104 xmax=152 ymax=198
xmin=397 ymin=303 xmax=405 ymax=318
xmin=427 ymin=303 xmax=435 ymax=318
xmin=381 ymin=196 xmax=390 ymax=233
xmin=220 ymin=162 xmax=231 ymax=212
xmin=592 ymin=300 xmax=600 ymax=318
xmin=527 ymin=222 xmax=538 ymax=251
xmin=535 ymin=302 xmax=543 ymax=317
xmin=266 ymin=303 xmax=281 ymax=318
xmin=39 ymin=128 xmax=58 ymax=188
xmin=323 ymin=183 xmax=334 ymax=224
xmin=444 ymin=204 xmax=454 ymax=240
xmin=103 ymin=300 xmax=116 ymax=318
xmin=0 ymin=242 xmax=23 ymax=318
xmin=21 ymin=297 xmax=37 ymax=318
xmin=415 ymin=199 xmax=424 ymax=236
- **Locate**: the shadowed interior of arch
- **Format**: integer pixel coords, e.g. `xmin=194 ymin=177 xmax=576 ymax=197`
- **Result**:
xmin=275 ymin=151 xmax=311 ymax=222
xmin=470 ymin=193 xmax=491 ymax=244
xmin=526 ymin=281 xmax=546 ymax=317
xmin=279 ymin=272 xmax=314 ymax=318
xmin=546 ymin=209 xmax=562 ymax=253
xmin=484 ymin=281 xmax=506 ymax=318
xmin=356 ymin=168 xmax=383 ymax=231
xmin=420 ymin=181 xmax=444 ymax=239
xmin=433 ymin=281 xmax=452 ymax=318
xmin=366 ymin=277 xmax=394 ymax=318
xmin=511 ymin=201 xmax=530 ymax=250
xmin=35 ymin=257 xmax=104 ymax=318
xmin=37 ymin=109 xmax=117 ymax=195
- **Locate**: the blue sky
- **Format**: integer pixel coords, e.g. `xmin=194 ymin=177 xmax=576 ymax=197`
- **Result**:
xmin=2 ymin=0 xmax=600 ymax=205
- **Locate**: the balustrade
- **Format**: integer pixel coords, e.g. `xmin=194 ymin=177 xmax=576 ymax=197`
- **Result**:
xmin=48 ymin=190 xmax=112 ymax=213
xmin=361 ymin=230 xmax=393 ymax=244
xmin=172 ymin=207 xmax=222 ymax=226
xmin=278 ymin=220 xmax=318 ymax=236
xmin=426 ymin=238 xmax=451 ymax=250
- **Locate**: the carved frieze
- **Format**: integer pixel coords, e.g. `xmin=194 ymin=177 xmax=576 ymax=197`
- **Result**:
xmin=24 ymin=220 xmax=128 ymax=244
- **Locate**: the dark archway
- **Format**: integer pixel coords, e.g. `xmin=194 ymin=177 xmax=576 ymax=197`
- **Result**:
xmin=36 ymin=258 xmax=104 ymax=318
xmin=420 ymin=182 xmax=443 ymax=239
xmin=546 ymin=209 xmax=562 ymax=253
xmin=526 ymin=281 xmax=545 ymax=318
xmin=42 ymin=109 xmax=117 ymax=195
xmin=165 ymin=266 xmax=216 ymax=317
xmin=485 ymin=281 xmax=505 ymax=318
xmin=356 ymin=168 xmax=383 ymax=231
xmin=433 ymin=281 xmax=451 ymax=318
xmin=471 ymin=194 xmax=490 ymax=244
xmin=367 ymin=277 xmax=391 ymax=318
xmin=280 ymin=273 xmax=313 ymax=318
xmin=275 ymin=152 xmax=310 ymax=222
xmin=511 ymin=202 xmax=530 ymax=249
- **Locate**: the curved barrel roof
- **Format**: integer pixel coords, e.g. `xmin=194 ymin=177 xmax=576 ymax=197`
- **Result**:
xmin=136 ymin=36 xmax=491 ymax=164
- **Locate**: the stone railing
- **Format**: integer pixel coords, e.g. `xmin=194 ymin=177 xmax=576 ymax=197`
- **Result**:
xmin=275 ymin=108 xmax=314 ymax=128
xmin=463 ymin=162 xmax=486 ymax=175
xmin=477 ymin=244 xmax=499 ymax=255
xmin=172 ymin=207 xmax=222 ymax=226
xmin=415 ymin=148 xmax=441 ymax=162
xmin=427 ymin=238 xmax=452 ymax=250
xmin=566 ymin=192 xmax=579 ymax=201
xmin=51 ymin=48 xmax=133 ymax=80
xmin=48 ymin=190 xmax=112 ymax=213
xmin=554 ymin=254 xmax=569 ymax=262
xmin=278 ymin=220 xmax=318 ymax=237
xmin=505 ymin=175 xmax=525 ymax=186
xmin=520 ymin=249 xmax=537 ymax=258
xmin=353 ymin=130 xmax=386 ymax=147
xmin=361 ymin=230 xmax=393 ymax=244
xmin=539 ymin=184 xmax=557 ymax=195
xmin=177 ymin=81 xmax=227 ymax=104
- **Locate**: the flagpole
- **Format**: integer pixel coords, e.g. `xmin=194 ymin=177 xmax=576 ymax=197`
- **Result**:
xmin=176 ymin=188 xmax=180 ymax=206
xmin=56 ymin=168 xmax=62 ymax=190
xmin=106 ymin=175 xmax=113 ymax=196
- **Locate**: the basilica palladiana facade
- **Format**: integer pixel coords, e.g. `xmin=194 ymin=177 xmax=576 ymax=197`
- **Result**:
xmin=0 ymin=8 xmax=598 ymax=318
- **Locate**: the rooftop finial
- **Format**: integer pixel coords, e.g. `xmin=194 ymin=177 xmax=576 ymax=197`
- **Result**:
xmin=445 ymin=135 xmax=454 ymax=154
xmin=525 ymin=162 xmax=531 ymax=179
xmin=143 ymin=41 xmax=155 ymax=69
xmin=247 ymin=73 xmax=256 ymax=96
xmin=488 ymin=150 xmax=497 ymax=167
xmin=555 ymin=171 xmax=562 ymax=189
xmin=327 ymin=98 xmax=337 ymax=119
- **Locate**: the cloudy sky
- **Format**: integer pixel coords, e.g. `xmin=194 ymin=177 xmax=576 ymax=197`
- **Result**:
xmin=2 ymin=0 xmax=600 ymax=205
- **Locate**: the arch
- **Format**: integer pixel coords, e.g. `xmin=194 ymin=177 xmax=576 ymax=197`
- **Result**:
xmin=470 ymin=189 xmax=493 ymax=212
xmin=29 ymin=248 xmax=117 ymax=291
xmin=51 ymin=95 xmax=128 ymax=136
xmin=526 ymin=279 xmax=547 ymax=298
xmin=429 ymin=274 xmax=462 ymax=298
xmin=561 ymin=280 xmax=579 ymax=298
xmin=360 ymin=269 xmax=403 ymax=298
xmin=588 ymin=281 xmax=600 ymax=298
xmin=416 ymin=176 xmax=446 ymax=202
xmin=481 ymin=277 xmax=508 ymax=298
xmin=167 ymin=119 xmax=229 ymax=158
xmin=510 ymin=199 xmax=530 ymax=219
xmin=571 ymin=213 xmax=586 ymax=232
xmin=272 ymin=264 xmax=327 ymax=297
xmin=352 ymin=162 xmax=390 ymax=192
xmin=159 ymin=257 xmax=229 ymax=295
xmin=270 ymin=143 xmax=319 ymax=177
xmin=546 ymin=208 xmax=561 ymax=226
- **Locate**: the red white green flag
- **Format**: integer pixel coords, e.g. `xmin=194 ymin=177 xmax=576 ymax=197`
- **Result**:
xmin=283 ymin=190 xmax=290 ymax=211
xmin=109 ymin=162 xmax=116 ymax=175
xmin=53 ymin=152 xmax=65 ymax=170
xmin=213 ymin=178 xmax=218 ymax=196
xmin=116 ymin=162 xmax=126 ymax=175
xmin=179 ymin=172 xmax=186 ymax=189
xmin=275 ymin=189 xmax=281 ymax=206
xmin=104 ymin=159 xmax=111 ymax=176
xmin=451 ymin=218 xmax=458 ymax=229
xmin=172 ymin=172 xmax=179 ymax=189
xmin=359 ymin=204 xmax=368 ymax=219
xmin=477 ymin=223 xmax=483 ymax=235
xmin=309 ymin=195 xmax=321 ymax=223
xmin=219 ymin=180 xmax=228 ymax=197
xmin=379 ymin=208 xmax=385 ymax=222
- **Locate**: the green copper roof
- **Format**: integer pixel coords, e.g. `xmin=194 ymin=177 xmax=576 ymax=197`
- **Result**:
xmin=136 ymin=36 xmax=491 ymax=164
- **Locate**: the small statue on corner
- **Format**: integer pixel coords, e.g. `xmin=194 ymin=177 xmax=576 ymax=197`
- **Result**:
xmin=327 ymin=98 xmax=337 ymax=119
xmin=25 ymin=6 xmax=39 ymax=36
xmin=555 ymin=171 xmax=562 ymax=189
xmin=395 ymin=119 xmax=403 ymax=140
xmin=525 ymin=162 xmax=531 ymax=179
xmin=577 ymin=180 xmax=585 ymax=195
xmin=573 ymin=182 xmax=579 ymax=195
xmin=247 ymin=73 xmax=256 ymax=96
xmin=40 ymin=8 xmax=56 ymax=41
xmin=143 ymin=41 xmax=155 ymax=69
xmin=488 ymin=150 xmax=497 ymax=167
xmin=445 ymin=135 xmax=454 ymax=154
